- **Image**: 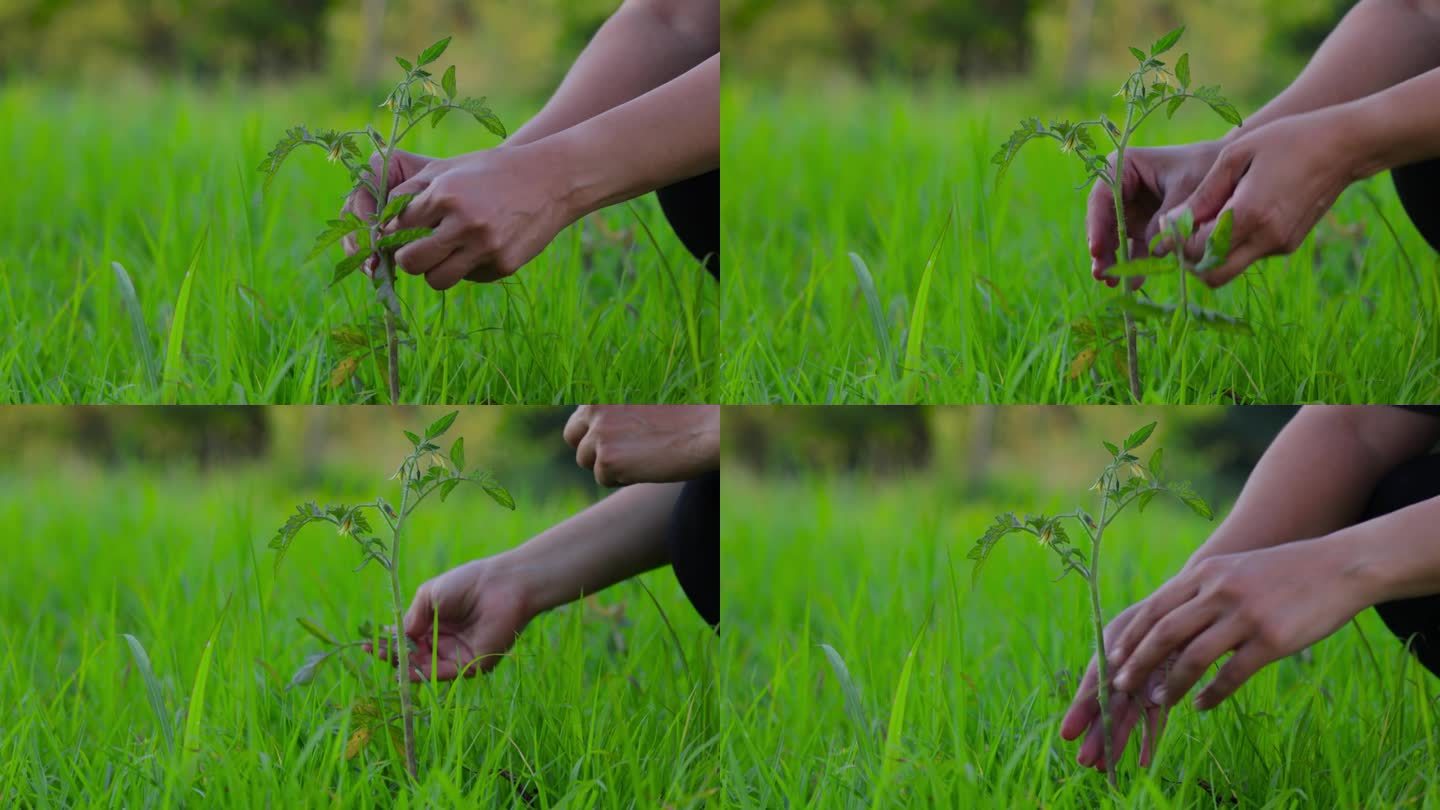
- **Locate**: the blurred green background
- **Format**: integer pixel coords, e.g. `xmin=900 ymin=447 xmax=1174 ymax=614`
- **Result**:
xmin=725 ymin=0 xmax=1350 ymax=100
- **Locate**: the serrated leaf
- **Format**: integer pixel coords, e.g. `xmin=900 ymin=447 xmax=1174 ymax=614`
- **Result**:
xmin=331 ymin=250 xmax=369 ymax=286
xmin=1067 ymin=348 xmax=1097 ymax=381
xmin=345 ymin=727 xmax=371 ymax=760
xmin=379 ymin=193 xmax=417 ymax=224
xmin=1175 ymin=52 xmax=1191 ymax=88
xmin=1151 ymin=26 xmax=1185 ymax=57
xmin=377 ymin=227 xmax=433 ymax=251
xmin=442 ymin=65 xmax=456 ymax=99
xmin=258 ymin=126 xmax=311 ymax=192
xmin=328 ymin=355 xmax=360 ymax=389
xmin=459 ymin=97 xmax=507 ymax=139
xmin=418 ymin=36 xmax=452 ymax=66
xmin=450 ymin=437 xmax=465 ymax=471
xmin=308 ymin=214 xmax=367 ymax=260
xmin=424 ymin=411 xmax=459 ymax=440
xmin=1123 ymin=422 xmax=1157 ymax=451
xmin=270 ymin=502 xmax=322 ymax=570
xmin=478 ymin=478 xmax=516 ymax=510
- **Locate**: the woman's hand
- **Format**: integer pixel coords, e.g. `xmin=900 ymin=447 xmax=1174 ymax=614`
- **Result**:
xmin=1107 ymin=535 xmax=1376 ymax=712
xmin=1163 ymin=107 xmax=1362 ymax=288
xmin=1086 ymin=141 xmax=1223 ymax=287
xmin=367 ymin=555 xmax=535 ymax=680
xmin=1061 ymin=602 xmax=1171 ymax=771
xmin=564 ymin=405 xmax=720 ymax=487
xmin=340 ymin=149 xmax=437 ymax=262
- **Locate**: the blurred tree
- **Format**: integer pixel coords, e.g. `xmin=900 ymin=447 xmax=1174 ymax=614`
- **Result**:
xmin=726 ymin=406 xmax=932 ymax=474
xmin=63 ymin=406 xmax=270 ymax=466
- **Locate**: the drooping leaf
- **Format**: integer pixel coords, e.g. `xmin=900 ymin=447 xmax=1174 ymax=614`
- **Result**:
xmin=430 ymin=107 xmax=451 ymax=129
xmin=345 ymin=727 xmax=372 ymax=760
xmin=438 ymin=478 xmax=461 ymax=502
xmin=331 ymin=250 xmax=369 ymax=287
xmin=1168 ymin=481 xmax=1214 ymax=520
xmin=424 ymin=411 xmax=459 ymax=440
xmin=258 ymin=126 xmax=310 ymax=192
xmin=1122 ymin=422 xmax=1157 ymax=451
xmin=459 ymin=97 xmax=507 ymax=139
xmin=1175 ymin=53 xmax=1191 ymax=89
xmin=418 ymin=36 xmax=452 ymax=67
xmin=967 ymin=514 xmax=1027 ymax=584
xmin=1067 ymin=348 xmax=1097 ymax=380
xmin=270 ymin=502 xmax=323 ymax=569
xmin=991 ymin=117 xmax=1045 ymax=182
xmin=1149 ymin=447 xmax=1165 ymax=480
xmin=308 ymin=214 xmax=367 ymax=261
xmin=289 ymin=650 xmax=333 ymax=687
xmin=450 ymin=436 xmax=465 ymax=471
xmin=441 ymin=65 xmax=457 ymax=99
xmin=1166 ymin=95 xmax=1185 ymax=119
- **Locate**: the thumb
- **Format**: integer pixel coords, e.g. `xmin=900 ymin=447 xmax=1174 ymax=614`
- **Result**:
xmin=1170 ymin=146 xmax=1249 ymax=228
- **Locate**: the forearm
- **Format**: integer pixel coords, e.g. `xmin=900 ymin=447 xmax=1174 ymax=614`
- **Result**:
xmin=1337 ymin=493 xmax=1440 ymax=604
xmin=1186 ymin=406 xmax=1440 ymax=567
xmin=1343 ymin=67 xmax=1440 ymax=178
xmin=530 ymin=54 xmax=719 ymax=218
xmin=500 ymin=483 xmax=681 ymax=615
xmin=508 ymin=0 xmax=719 ymax=147
xmin=1231 ymin=0 xmax=1440 ymax=137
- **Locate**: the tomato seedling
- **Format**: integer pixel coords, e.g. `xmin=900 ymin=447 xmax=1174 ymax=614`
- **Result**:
xmin=992 ymin=27 xmax=1244 ymax=401
xmin=268 ymin=411 xmax=515 ymax=779
xmin=967 ymin=422 xmax=1213 ymax=785
xmin=260 ymin=37 xmax=506 ymax=403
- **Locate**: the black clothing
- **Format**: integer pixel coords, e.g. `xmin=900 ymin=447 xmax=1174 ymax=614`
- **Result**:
xmin=668 ymin=470 xmax=719 ymax=627
xmin=1393 ymin=160 xmax=1440 ymax=253
xmin=656 ymin=170 xmax=719 ymax=279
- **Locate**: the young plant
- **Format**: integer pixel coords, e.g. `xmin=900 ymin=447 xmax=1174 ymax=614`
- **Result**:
xmin=992 ymin=27 xmax=1243 ymax=401
xmin=259 ymin=37 xmax=506 ymax=404
xmin=966 ymin=422 xmax=1213 ymax=786
xmin=268 ymin=411 xmax=516 ymax=779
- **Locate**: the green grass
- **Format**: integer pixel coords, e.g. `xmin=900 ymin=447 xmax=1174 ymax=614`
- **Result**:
xmin=0 ymin=81 xmax=716 ymax=404
xmin=721 ymin=467 xmax=1440 ymax=807
xmin=720 ymin=81 xmax=1440 ymax=404
xmin=0 ymin=454 xmax=718 ymax=806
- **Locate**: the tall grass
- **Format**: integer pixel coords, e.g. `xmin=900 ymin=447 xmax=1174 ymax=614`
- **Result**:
xmin=0 ymin=81 xmax=715 ymax=404
xmin=721 ymin=82 xmax=1440 ymax=404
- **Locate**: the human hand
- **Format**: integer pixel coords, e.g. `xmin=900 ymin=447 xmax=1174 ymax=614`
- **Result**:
xmin=1161 ymin=108 xmax=1360 ymax=288
xmin=340 ymin=149 xmax=438 ymax=264
xmin=380 ymin=142 xmax=579 ymax=289
xmin=563 ymin=405 xmax=720 ymax=487
xmin=1107 ymin=535 xmax=1373 ymax=712
xmin=1060 ymin=602 xmax=1170 ymax=771
xmin=1087 ymin=141 xmax=1223 ymax=287
xmin=368 ymin=555 xmax=534 ymax=680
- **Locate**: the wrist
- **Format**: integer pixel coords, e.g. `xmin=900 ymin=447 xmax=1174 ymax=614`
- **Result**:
xmin=482 ymin=547 xmax=549 ymax=622
xmin=521 ymin=132 xmax=610 ymax=223
xmin=1313 ymin=526 xmax=1394 ymax=609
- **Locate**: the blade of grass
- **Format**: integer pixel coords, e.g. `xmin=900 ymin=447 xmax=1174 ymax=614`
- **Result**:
xmin=848 ymin=253 xmax=893 ymax=378
xmin=121 ymin=634 xmax=173 ymax=755
xmin=901 ymin=208 xmax=955 ymax=399
xmin=819 ymin=642 xmax=874 ymax=765
xmin=872 ymin=628 xmax=924 ymax=809
xmin=161 ymin=229 xmax=208 ymax=404
xmin=109 ymin=262 xmax=158 ymax=390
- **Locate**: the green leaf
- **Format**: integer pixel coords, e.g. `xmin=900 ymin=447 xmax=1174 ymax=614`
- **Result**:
xmin=1137 ymin=489 xmax=1158 ymax=513
xmin=848 ymin=252 xmax=893 ymax=377
xmin=442 ymin=65 xmax=457 ymax=99
xmin=418 ymin=36 xmax=452 ymax=67
xmin=1149 ymin=447 xmax=1165 ymax=480
xmin=991 ymin=117 xmax=1044 ymax=182
xmin=110 ymin=262 xmax=159 ymax=390
xmin=1166 ymin=95 xmax=1185 ymax=118
xmin=379 ymin=193 xmax=417 ymax=224
xmin=1101 ymin=440 xmax=1120 ymax=456
xmin=1170 ymin=482 xmax=1214 ymax=520
xmin=377 ymin=227 xmax=433 ymax=251
xmin=450 ymin=436 xmax=465 ymax=471
xmin=1128 ymin=46 xmax=1147 ymax=61
xmin=1107 ymin=256 xmax=1177 ymax=278
xmin=1197 ymin=208 xmax=1235 ymax=271
xmin=459 ymin=97 xmax=507 ymax=139
xmin=1175 ymin=52 xmax=1190 ymax=89
xmin=290 ymin=650 xmax=333 ymax=688
xmin=1150 ymin=26 xmax=1185 ymax=57
xmin=481 ymin=480 xmax=516 ymax=510
xmin=331 ymin=250 xmax=369 ymax=287
xmin=424 ymin=411 xmax=459 ymax=440
xmin=296 ymin=617 xmax=337 ymax=646
xmin=403 ymin=430 xmax=421 ymax=447
xmin=258 ymin=126 xmax=311 ymax=192
xmin=819 ymin=643 xmax=873 ymax=759
xmin=967 ymin=514 xmax=1026 ymax=585
xmin=1123 ymin=422 xmax=1157 ymax=451
xmin=161 ymin=232 xmax=205 ymax=405
xmin=430 ymin=107 xmax=451 ymax=129
xmin=438 ymin=478 xmax=461 ymax=502
xmin=1172 ymin=207 xmax=1196 ymax=240
xmin=308 ymin=214 xmax=367 ymax=260
xmin=395 ymin=56 xmax=413 ymax=72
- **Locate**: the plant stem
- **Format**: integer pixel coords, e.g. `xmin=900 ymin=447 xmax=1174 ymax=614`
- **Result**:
xmin=369 ymin=109 xmax=404 ymax=405
xmin=388 ymin=476 xmax=419 ymax=779
xmin=1090 ymin=493 xmax=1117 ymax=788
xmin=1111 ymin=113 xmax=1143 ymax=403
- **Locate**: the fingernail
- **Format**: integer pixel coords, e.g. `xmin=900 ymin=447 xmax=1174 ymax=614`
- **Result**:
xmin=1150 ymin=684 xmax=1167 ymax=705
xmin=1113 ymin=669 xmax=1131 ymax=691
xmin=1107 ymin=646 xmax=1125 ymax=666
xmin=1193 ymin=691 xmax=1213 ymax=711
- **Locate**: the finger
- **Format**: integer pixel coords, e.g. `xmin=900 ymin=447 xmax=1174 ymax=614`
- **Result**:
xmin=575 ymin=432 xmax=598 ymax=473
xmin=403 ymin=583 xmax=435 ymax=640
xmin=1193 ymin=641 xmax=1269 ymax=710
xmin=394 ymin=221 xmax=463 ymax=278
xmin=1172 ymin=146 xmax=1251 ymax=229
xmin=1114 ymin=598 xmax=1218 ymax=694
xmin=1060 ymin=659 xmax=1101 ymax=740
xmin=1109 ymin=577 xmax=1201 ymax=674
xmin=1103 ymin=693 xmax=1142 ymax=771
xmin=423 ymin=244 xmax=486 ymax=292
xmin=1160 ymin=618 xmax=1247 ymax=707
xmin=1194 ymin=237 xmax=1267 ymax=290
xmin=563 ymin=407 xmax=591 ymax=449
xmin=1138 ymin=703 xmax=1167 ymax=767
xmin=1078 ymin=714 xmax=1104 ymax=767
xmin=389 ymin=179 xmax=444 ymax=231
xmin=1087 ymin=176 xmax=1120 ymax=278
xmin=408 ymin=657 xmax=462 ymax=682
xmin=463 ymin=261 xmax=512 ymax=285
